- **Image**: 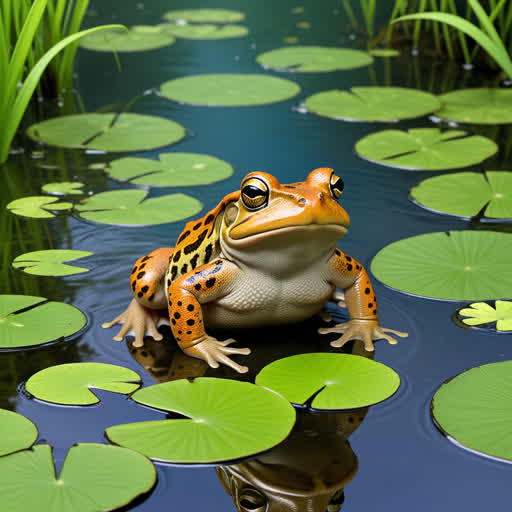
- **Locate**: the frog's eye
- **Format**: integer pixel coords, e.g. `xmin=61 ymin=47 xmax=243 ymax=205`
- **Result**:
xmin=241 ymin=178 xmax=269 ymax=211
xmin=329 ymin=173 xmax=344 ymax=200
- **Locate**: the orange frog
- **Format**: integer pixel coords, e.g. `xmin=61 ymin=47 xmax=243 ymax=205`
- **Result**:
xmin=103 ymin=168 xmax=407 ymax=373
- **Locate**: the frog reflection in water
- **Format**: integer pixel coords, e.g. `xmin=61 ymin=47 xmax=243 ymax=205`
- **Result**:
xmin=103 ymin=168 xmax=407 ymax=372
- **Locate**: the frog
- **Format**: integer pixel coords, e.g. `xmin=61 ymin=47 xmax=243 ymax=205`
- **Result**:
xmin=102 ymin=168 xmax=407 ymax=373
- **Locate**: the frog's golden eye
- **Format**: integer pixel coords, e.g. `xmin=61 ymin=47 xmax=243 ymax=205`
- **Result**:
xmin=241 ymin=178 xmax=269 ymax=211
xmin=330 ymin=173 xmax=344 ymax=199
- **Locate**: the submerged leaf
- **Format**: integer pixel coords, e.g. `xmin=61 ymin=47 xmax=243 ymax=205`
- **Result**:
xmin=0 ymin=409 xmax=38 ymax=457
xmin=7 ymin=196 xmax=72 ymax=218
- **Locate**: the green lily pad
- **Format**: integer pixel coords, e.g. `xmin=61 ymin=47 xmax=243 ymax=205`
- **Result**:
xmin=0 ymin=409 xmax=38 ymax=457
xmin=163 ymin=9 xmax=245 ymax=23
xmin=432 ymin=361 xmax=512 ymax=462
xmin=256 ymin=46 xmax=373 ymax=72
xmin=296 ymin=21 xmax=311 ymax=29
xmin=355 ymin=128 xmax=498 ymax=170
xmin=75 ymin=190 xmax=202 ymax=226
xmin=27 ymin=113 xmax=185 ymax=152
xmin=0 ymin=443 xmax=156 ymax=511
xmin=458 ymin=300 xmax=512 ymax=331
xmin=12 ymin=250 xmax=93 ymax=276
xmin=42 ymin=182 xmax=85 ymax=196
xmin=370 ymin=48 xmax=400 ymax=57
xmin=106 ymin=378 xmax=296 ymax=463
xmin=7 ymin=196 xmax=72 ymax=218
xmin=80 ymin=27 xmax=175 ymax=52
xmin=437 ymin=88 xmax=512 ymax=124
xmin=410 ymin=171 xmax=512 ymax=219
xmin=106 ymin=153 xmax=233 ymax=187
xmin=371 ymin=231 xmax=512 ymax=301
xmin=160 ymin=74 xmax=300 ymax=106
xmin=25 ymin=363 xmax=141 ymax=405
xmin=304 ymin=87 xmax=441 ymax=122
xmin=0 ymin=295 xmax=86 ymax=349
xmin=256 ymin=353 xmax=400 ymax=410
xmin=159 ymin=23 xmax=248 ymax=39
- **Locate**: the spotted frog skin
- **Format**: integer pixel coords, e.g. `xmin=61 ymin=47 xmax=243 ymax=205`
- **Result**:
xmin=103 ymin=168 xmax=407 ymax=373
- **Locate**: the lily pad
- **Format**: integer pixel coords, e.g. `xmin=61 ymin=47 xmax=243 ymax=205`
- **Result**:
xmin=0 ymin=409 xmax=38 ymax=457
xmin=410 ymin=171 xmax=512 ymax=219
xmin=256 ymin=46 xmax=373 ymax=72
xmin=371 ymin=231 xmax=512 ymax=301
xmin=370 ymin=48 xmax=400 ymax=57
xmin=27 ymin=113 xmax=186 ymax=152
xmin=256 ymin=353 xmax=400 ymax=410
xmin=437 ymin=88 xmax=512 ymax=124
xmin=12 ymin=250 xmax=93 ymax=276
xmin=106 ymin=153 xmax=233 ymax=187
xmin=304 ymin=87 xmax=441 ymax=122
xmin=160 ymin=74 xmax=300 ymax=106
xmin=432 ymin=361 xmax=512 ymax=462
xmin=25 ymin=363 xmax=141 ymax=405
xmin=163 ymin=9 xmax=245 ymax=23
xmin=0 ymin=443 xmax=156 ymax=511
xmin=80 ymin=27 xmax=175 ymax=52
xmin=457 ymin=300 xmax=512 ymax=332
xmin=75 ymin=190 xmax=202 ymax=226
xmin=105 ymin=378 xmax=296 ymax=463
xmin=7 ymin=196 xmax=72 ymax=218
xmin=355 ymin=128 xmax=498 ymax=170
xmin=42 ymin=182 xmax=85 ymax=196
xmin=0 ymin=295 xmax=86 ymax=349
xmin=160 ymin=23 xmax=248 ymax=39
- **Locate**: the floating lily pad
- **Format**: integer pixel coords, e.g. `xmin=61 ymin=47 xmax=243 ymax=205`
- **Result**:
xmin=80 ymin=27 xmax=175 ymax=52
xmin=160 ymin=74 xmax=300 ymax=106
xmin=371 ymin=231 xmax=512 ymax=301
xmin=370 ymin=48 xmax=400 ymax=57
xmin=437 ymin=88 xmax=512 ymax=124
xmin=25 ymin=363 xmax=141 ymax=405
xmin=410 ymin=171 xmax=512 ymax=219
xmin=457 ymin=300 xmax=512 ymax=332
xmin=256 ymin=353 xmax=400 ymax=410
xmin=432 ymin=361 xmax=512 ymax=462
xmin=42 ymin=182 xmax=84 ymax=196
xmin=106 ymin=378 xmax=296 ymax=463
xmin=0 ymin=443 xmax=156 ymax=511
xmin=106 ymin=153 xmax=233 ymax=187
xmin=163 ymin=9 xmax=245 ymax=23
xmin=160 ymin=23 xmax=248 ymax=39
xmin=0 ymin=409 xmax=38 ymax=457
xmin=296 ymin=21 xmax=311 ymax=29
xmin=256 ymin=46 xmax=373 ymax=72
xmin=27 ymin=114 xmax=186 ymax=152
xmin=0 ymin=295 xmax=86 ymax=350
xmin=75 ymin=190 xmax=202 ymax=226
xmin=12 ymin=250 xmax=93 ymax=276
xmin=355 ymin=128 xmax=498 ymax=170
xmin=304 ymin=87 xmax=441 ymax=122
xmin=7 ymin=196 xmax=72 ymax=218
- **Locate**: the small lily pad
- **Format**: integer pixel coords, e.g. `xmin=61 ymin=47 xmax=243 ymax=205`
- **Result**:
xmin=256 ymin=353 xmax=400 ymax=410
xmin=371 ymin=231 xmax=512 ymax=301
xmin=160 ymin=23 xmax=248 ymax=39
xmin=106 ymin=153 xmax=233 ymax=187
xmin=304 ymin=87 xmax=441 ymax=122
xmin=25 ymin=363 xmax=141 ymax=405
xmin=0 ymin=295 xmax=86 ymax=349
xmin=370 ymin=48 xmax=400 ymax=57
xmin=432 ymin=361 xmax=512 ymax=462
xmin=457 ymin=300 xmax=512 ymax=331
xmin=27 ymin=113 xmax=186 ymax=152
xmin=80 ymin=27 xmax=175 ymax=52
xmin=12 ymin=250 xmax=93 ymax=276
xmin=42 ymin=182 xmax=85 ymax=196
xmin=0 ymin=409 xmax=38 ymax=457
xmin=0 ymin=443 xmax=156 ymax=511
xmin=7 ymin=196 xmax=72 ymax=218
xmin=355 ymin=128 xmax=498 ymax=170
xmin=296 ymin=21 xmax=311 ymax=29
xmin=106 ymin=378 xmax=296 ymax=463
xmin=160 ymin=74 xmax=300 ymax=106
xmin=75 ymin=189 xmax=202 ymax=226
xmin=163 ymin=9 xmax=245 ymax=23
xmin=256 ymin=46 xmax=373 ymax=72
xmin=410 ymin=171 xmax=512 ymax=219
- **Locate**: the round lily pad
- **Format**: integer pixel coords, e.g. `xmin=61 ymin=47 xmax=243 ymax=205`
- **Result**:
xmin=304 ymin=87 xmax=441 ymax=122
xmin=27 ymin=113 xmax=186 ymax=152
xmin=105 ymin=378 xmax=296 ymax=463
xmin=106 ymin=153 xmax=233 ymax=187
xmin=0 ymin=295 xmax=86 ymax=350
xmin=7 ymin=196 xmax=72 ymax=218
xmin=410 ymin=171 xmax=512 ymax=220
xmin=25 ymin=363 xmax=141 ymax=405
xmin=255 ymin=353 xmax=400 ymax=410
xmin=371 ymin=231 xmax=512 ymax=301
xmin=370 ymin=48 xmax=400 ymax=57
xmin=75 ymin=190 xmax=202 ymax=226
xmin=0 ymin=409 xmax=38 ymax=457
xmin=160 ymin=74 xmax=300 ymax=106
xmin=432 ymin=361 xmax=512 ymax=462
xmin=42 ymin=182 xmax=84 ymax=196
xmin=80 ymin=27 xmax=175 ymax=52
xmin=355 ymin=128 xmax=498 ymax=170
xmin=256 ymin=46 xmax=373 ymax=72
xmin=437 ymin=88 xmax=512 ymax=124
xmin=159 ymin=23 xmax=248 ymax=39
xmin=456 ymin=300 xmax=512 ymax=332
xmin=12 ymin=250 xmax=93 ymax=276
xmin=163 ymin=9 xmax=245 ymax=23
xmin=0 ymin=443 xmax=156 ymax=511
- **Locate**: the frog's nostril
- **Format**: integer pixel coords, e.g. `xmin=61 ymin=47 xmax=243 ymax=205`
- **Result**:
xmin=298 ymin=198 xmax=306 ymax=205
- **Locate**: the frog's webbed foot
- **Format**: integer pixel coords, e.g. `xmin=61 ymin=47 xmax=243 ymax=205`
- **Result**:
xmin=102 ymin=298 xmax=164 ymax=348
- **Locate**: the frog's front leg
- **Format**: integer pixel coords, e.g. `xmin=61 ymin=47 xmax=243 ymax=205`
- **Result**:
xmin=168 ymin=259 xmax=251 ymax=373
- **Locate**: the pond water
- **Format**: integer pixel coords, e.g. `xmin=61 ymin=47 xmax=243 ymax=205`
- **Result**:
xmin=2 ymin=0 xmax=512 ymax=510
